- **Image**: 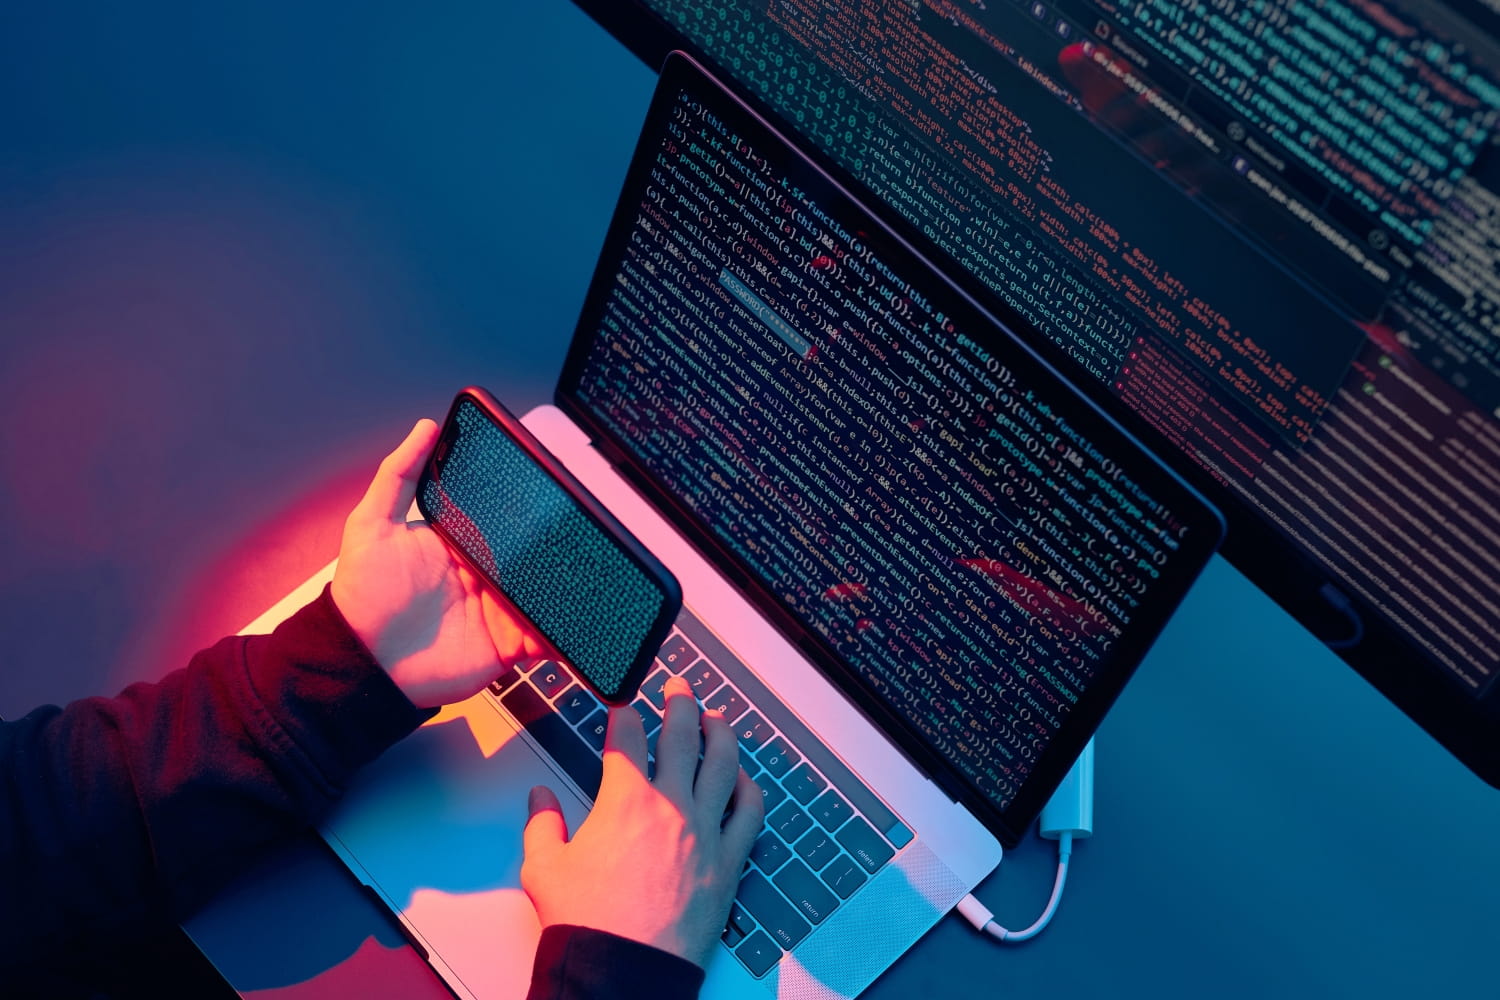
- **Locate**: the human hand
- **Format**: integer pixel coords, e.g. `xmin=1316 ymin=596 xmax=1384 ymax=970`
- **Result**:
xmin=521 ymin=675 xmax=764 ymax=968
xmin=331 ymin=419 xmax=544 ymax=708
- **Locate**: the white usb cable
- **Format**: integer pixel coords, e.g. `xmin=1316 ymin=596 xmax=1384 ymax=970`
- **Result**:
xmin=957 ymin=738 xmax=1094 ymax=943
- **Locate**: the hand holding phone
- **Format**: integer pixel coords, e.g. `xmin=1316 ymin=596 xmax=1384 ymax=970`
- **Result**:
xmin=330 ymin=418 xmax=548 ymax=709
xmin=416 ymin=387 xmax=681 ymax=704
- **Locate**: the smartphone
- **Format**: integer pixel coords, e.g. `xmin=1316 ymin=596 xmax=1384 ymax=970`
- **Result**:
xmin=416 ymin=387 xmax=682 ymax=704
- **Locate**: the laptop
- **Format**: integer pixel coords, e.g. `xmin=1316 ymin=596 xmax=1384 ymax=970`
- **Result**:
xmin=236 ymin=52 xmax=1223 ymax=999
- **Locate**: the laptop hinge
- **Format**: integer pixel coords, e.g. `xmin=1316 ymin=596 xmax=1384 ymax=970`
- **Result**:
xmin=928 ymin=764 xmax=968 ymax=805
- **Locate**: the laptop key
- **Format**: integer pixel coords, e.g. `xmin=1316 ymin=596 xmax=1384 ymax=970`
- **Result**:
xmin=501 ymin=683 xmax=603 ymax=800
xmin=487 ymin=664 xmax=522 ymax=697
xmin=703 ymin=684 xmax=749 ymax=723
xmin=578 ymin=709 xmax=608 ymax=754
xmin=632 ymin=699 xmax=662 ymax=736
xmin=793 ymin=828 xmax=840 ymax=871
xmin=755 ymin=736 xmax=801 ymax=779
xmin=809 ymin=788 xmax=853 ymax=832
xmin=735 ymin=871 xmax=810 ymax=950
xmin=886 ymin=821 xmax=914 ymax=848
xmin=755 ymin=774 xmax=787 ymax=815
xmin=726 ymin=901 xmax=756 ymax=940
xmin=502 ymin=680 xmax=552 ymax=728
xmin=767 ymin=802 xmax=812 ymax=843
xmin=750 ymin=831 xmax=792 ymax=875
xmin=682 ymin=660 xmax=724 ymax=697
xmin=722 ymin=922 xmax=746 ymax=949
xmin=783 ymin=763 xmax=827 ymax=805
xmin=723 ymin=905 xmax=756 ymax=953
xmin=735 ymin=930 xmax=781 ymax=978
xmin=734 ymin=711 xmax=772 ymax=750
xmin=657 ymin=633 xmax=699 ymax=672
xmin=822 ymin=854 xmax=868 ymax=899
xmin=835 ymin=816 xmax=895 ymax=874
xmin=772 ymin=858 xmax=838 ymax=925
xmin=531 ymin=662 xmax=571 ymax=700
xmin=555 ymin=685 xmax=600 ymax=726
xmin=641 ymin=668 xmax=672 ymax=711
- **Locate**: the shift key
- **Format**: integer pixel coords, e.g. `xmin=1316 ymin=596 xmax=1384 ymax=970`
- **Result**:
xmin=735 ymin=871 xmax=810 ymax=951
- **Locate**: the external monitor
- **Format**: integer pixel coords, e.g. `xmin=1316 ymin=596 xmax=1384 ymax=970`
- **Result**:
xmin=572 ymin=0 xmax=1500 ymax=784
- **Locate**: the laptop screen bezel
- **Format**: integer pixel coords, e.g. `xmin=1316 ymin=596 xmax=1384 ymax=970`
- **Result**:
xmin=556 ymin=50 xmax=1226 ymax=846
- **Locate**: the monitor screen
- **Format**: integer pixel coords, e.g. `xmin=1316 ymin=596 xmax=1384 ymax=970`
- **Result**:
xmin=572 ymin=0 xmax=1500 ymax=782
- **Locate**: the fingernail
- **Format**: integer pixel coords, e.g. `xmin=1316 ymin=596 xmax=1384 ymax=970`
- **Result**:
xmin=665 ymin=675 xmax=692 ymax=697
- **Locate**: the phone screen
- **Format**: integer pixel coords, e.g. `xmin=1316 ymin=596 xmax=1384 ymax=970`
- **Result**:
xmin=417 ymin=393 xmax=680 ymax=703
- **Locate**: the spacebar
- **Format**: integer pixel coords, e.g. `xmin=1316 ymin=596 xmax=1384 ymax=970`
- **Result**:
xmin=501 ymin=683 xmax=603 ymax=801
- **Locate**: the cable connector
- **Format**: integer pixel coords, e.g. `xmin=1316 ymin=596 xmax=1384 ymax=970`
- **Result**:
xmin=958 ymin=833 xmax=1071 ymax=942
xmin=957 ymin=738 xmax=1094 ymax=943
xmin=1040 ymin=738 xmax=1094 ymax=841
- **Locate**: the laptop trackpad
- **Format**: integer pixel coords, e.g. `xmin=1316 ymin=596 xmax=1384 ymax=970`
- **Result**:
xmin=321 ymin=693 xmax=592 ymax=1000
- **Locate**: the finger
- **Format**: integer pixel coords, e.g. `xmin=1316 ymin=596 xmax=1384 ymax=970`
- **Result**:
xmin=602 ymin=703 xmax=650 ymax=783
xmin=692 ymin=707 xmax=740 ymax=812
xmin=522 ymin=784 xmax=569 ymax=858
xmin=520 ymin=624 xmax=547 ymax=661
xmin=467 ymin=568 xmax=551 ymax=665
xmin=356 ymin=419 xmax=439 ymax=525
xmin=477 ymin=585 xmax=524 ymax=665
xmin=651 ymin=675 xmax=702 ymax=800
xmin=719 ymin=767 xmax=766 ymax=865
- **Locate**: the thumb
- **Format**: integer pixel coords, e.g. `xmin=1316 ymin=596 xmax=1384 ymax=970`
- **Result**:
xmin=523 ymin=784 xmax=569 ymax=858
xmin=356 ymin=418 xmax=439 ymax=526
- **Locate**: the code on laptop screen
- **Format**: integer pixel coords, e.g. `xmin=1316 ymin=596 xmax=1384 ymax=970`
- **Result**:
xmin=568 ymin=71 xmax=1214 ymax=812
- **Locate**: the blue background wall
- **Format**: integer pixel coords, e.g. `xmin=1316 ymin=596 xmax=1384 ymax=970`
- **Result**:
xmin=2 ymin=3 xmax=1495 ymax=996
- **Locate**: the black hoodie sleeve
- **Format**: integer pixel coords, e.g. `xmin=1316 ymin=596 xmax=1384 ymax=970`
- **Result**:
xmin=527 ymin=925 xmax=706 ymax=1000
xmin=0 ymin=585 xmax=433 ymax=969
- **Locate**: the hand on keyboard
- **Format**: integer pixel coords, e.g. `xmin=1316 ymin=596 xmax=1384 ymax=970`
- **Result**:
xmin=520 ymin=675 xmax=765 ymax=968
xmin=330 ymin=418 xmax=546 ymax=708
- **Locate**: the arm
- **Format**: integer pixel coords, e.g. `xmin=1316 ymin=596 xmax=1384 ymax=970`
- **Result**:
xmin=0 ymin=586 xmax=429 ymax=965
xmin=1 ymin=418 xmax=540 ymax=972
xmin=1 ymin=413 xmax=744 ymax=995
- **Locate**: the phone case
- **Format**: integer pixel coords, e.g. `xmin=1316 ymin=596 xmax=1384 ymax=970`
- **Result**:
xmin=416 ymin=386 xmax=682 ymax=703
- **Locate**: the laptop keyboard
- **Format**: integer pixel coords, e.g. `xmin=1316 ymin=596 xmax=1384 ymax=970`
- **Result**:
xmin=488 ymin=608 xmax=913 ymax=978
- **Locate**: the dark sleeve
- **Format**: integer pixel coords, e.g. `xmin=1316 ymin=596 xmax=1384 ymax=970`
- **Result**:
xmin=526 ymin=925 xmax=706 ymax=1000
xmin=0 ymin=584 xmax=434 ymax=968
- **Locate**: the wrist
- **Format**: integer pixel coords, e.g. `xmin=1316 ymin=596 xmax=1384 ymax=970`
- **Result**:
xmin=326 ymin=577 xmax=414 ymax=704
xmin=327 ymin=572 xmax=374 ymax=653
xmin=257 ymin=586 xmax=434 ymax=774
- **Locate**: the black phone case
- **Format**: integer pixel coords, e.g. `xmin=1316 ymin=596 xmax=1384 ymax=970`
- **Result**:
xmin=416 ymin=386 xmax=682 ymax=704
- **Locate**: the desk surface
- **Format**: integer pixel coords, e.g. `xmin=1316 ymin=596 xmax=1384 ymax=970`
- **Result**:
xmin=2 ymin=4 xmax=1496 ymax=998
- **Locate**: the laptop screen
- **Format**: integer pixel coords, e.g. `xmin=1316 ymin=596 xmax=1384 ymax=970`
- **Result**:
xmin=559 ymin=53 xmax=1224 ymax=838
